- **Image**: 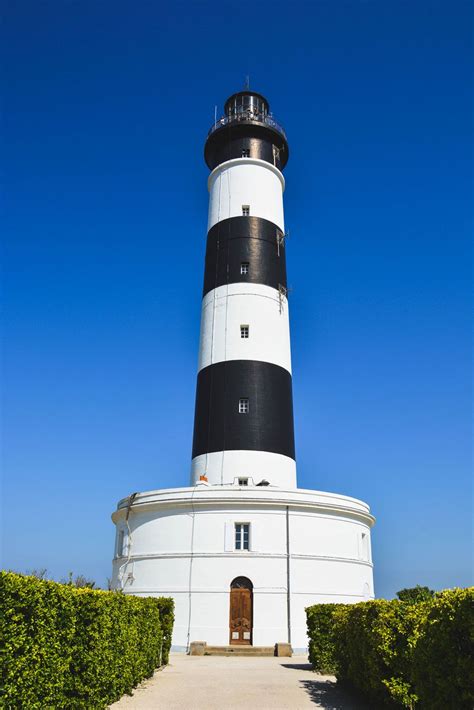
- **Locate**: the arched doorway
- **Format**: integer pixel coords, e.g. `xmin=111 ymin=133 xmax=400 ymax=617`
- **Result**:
xmin=229 ymin=576 xmax=253 ymax=645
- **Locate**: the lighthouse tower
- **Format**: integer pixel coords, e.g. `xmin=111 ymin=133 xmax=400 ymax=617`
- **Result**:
xmin=111 ymin=88 xmax=375 ymax=653
xmin=191 ymin=90 xmax=295 ymax=489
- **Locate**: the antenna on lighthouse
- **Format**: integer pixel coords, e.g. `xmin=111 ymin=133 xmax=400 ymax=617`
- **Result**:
xmin=244 ymin=75 xmax=250 ymax=90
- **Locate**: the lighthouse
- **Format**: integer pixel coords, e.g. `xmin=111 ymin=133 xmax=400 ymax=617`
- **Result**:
xmin=191 ymin=90 xmax=295 ymax=489
xmin=111 ymin=88 xmax=375 ymax=652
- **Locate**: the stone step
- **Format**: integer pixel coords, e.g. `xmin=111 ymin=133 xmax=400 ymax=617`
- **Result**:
xmin=189 ymin=642 xmax=292 ymax=657
xmin=204 ymin=645 xmax=276 ymax=657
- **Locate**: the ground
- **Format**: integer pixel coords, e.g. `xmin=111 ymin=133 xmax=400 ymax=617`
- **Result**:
xmin=110 ymin=654 xmax=368 ymax=709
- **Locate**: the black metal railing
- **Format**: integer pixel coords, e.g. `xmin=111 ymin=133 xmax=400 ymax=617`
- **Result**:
xmin=208 ymin=111 xmax=286 ymax=140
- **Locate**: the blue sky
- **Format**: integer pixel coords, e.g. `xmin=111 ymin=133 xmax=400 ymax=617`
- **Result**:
xmin=2 ymin=1 xmax=472 ymax=596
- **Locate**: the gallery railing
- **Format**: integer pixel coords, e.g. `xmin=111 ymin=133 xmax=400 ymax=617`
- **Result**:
xmin=208 ymin=111 xmax=286 ymax=139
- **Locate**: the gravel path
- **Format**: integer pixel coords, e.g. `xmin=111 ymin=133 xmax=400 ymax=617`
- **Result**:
xmin=110 ymin=653 xmax=368 ymax=709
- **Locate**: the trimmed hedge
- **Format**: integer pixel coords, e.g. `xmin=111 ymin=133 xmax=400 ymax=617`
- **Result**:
xmin=0 ymin=572 xmax=174 ymax=709
xmin=411 ymin=588 xmax=474 ymax=709
xmin=306 ymin=587 xmax=474 ymax=709
xmin=333 ymin=598 xmax=426 ymax=708
xmin=154 ymin=596 xmax=174 ymax=665
xmin=307 ymin=603 xmax=340 ymax=673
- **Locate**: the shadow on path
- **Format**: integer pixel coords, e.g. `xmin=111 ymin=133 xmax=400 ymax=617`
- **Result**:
xmin=280 ymin=662 xmax=314 ymax=671
xmin=299 ymin=679 xmax=371 ymax=710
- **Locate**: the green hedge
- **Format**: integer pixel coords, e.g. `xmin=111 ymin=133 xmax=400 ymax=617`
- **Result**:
xmin=153 ymin=596 xmax=174 ymax=665
xmin=0 ymin=572 xmax=174 ymax=709
xmin=307 ymin=603 xmax=340 ymax=673
xmin=333 ymin=599 xmax=426 ymax=708
xmin=411 ymin=588 xmax=474 ymax=709
xmin=306 ymin=588 xmax=474 ymax=709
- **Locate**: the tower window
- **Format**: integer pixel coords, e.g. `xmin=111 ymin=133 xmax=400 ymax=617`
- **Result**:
xmin=240 ymin=325 xmax=249 ymax=339
xmin=238 ymin=398 xmax=249 ymax=414
xmin=235 ymin=523 xmax=250 ymax=550
xmin=240 ymin=262 xmax=249 ymax=275
xmin=242 ymin=148 xmax=250 ymax=158
xmin=242 ymin=205 xmax=250 ymax=216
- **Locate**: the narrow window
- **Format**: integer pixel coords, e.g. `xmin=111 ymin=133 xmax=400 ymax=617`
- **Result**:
xmin=240 ymin=262 xmax=249 ymax=275
xmin=239 ymin=398 xmax=249 ymax=414
xmin=240 ymin=325 xmax=249 ymax=339
xmin=361 ymin=533 xmax=369 ymax=561
xmin=242 ymin=148 xmax=250 ymax=158
xmin=242 ymin=205 xmax=250 ymax=216
xmin=235 ymin=523 xmax=250 ymax=550
xmin=238 ymin=478 xmax=248 ymax=486
xmin=117 ymin=529 xmax=125 ymax=556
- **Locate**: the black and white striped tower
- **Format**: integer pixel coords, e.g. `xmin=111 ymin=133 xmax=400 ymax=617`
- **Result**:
xmin=191 ymin=90 xmax=296 ymax=488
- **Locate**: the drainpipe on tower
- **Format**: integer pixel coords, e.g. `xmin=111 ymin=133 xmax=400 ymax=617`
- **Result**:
xmin=286 ymin=505 xmax=291 ymax=645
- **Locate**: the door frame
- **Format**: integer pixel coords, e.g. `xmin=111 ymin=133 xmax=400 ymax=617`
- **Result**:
xmin=229 ymin=576 xmax=253 ymax=645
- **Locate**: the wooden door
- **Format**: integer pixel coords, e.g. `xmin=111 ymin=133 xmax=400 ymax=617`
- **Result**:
xmin=229 ymin=588 xmax=253 ymax=645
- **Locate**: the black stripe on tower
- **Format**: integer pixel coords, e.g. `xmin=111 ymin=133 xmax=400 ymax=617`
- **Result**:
xmin=192 ymin=360 xmax=295 ymax=460
xmin=203 ymin=216 xmax=287 ymax=297
xmin=205 ymin=125 xmax=288 ymax=171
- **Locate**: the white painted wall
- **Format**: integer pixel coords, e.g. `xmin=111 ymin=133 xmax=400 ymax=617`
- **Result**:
xmin=190 ymin=450 xmax=297 ymax=488
xmin=198 ymin=283 xmax=291 ymax=373
xmin=208 ymin=158 xmax=285 ymax=231
xmin=111 ymin=487 xmax=375 ymax=651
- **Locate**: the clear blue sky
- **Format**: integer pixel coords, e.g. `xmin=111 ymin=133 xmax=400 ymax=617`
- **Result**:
xmin=2 ymin=1 xmax=472 ymax=597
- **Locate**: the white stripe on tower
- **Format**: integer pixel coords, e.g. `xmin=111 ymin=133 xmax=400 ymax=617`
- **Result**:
xmin=198 ymin=283 xmax=291 ymax=374
xmin=191 ymin=451 xmax=297 ymax=489
xmin=207 ymin=158 xmax=285 ymax=231
xmin=191 ymin=90 xmax=296 ymax=488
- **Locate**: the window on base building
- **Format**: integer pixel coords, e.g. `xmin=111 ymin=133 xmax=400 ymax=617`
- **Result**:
xmin=361 ymin=533 xmax=369 ymax=561
xmin=240 ymin=325 xmax=249 ymax=339
xmin=238 ymin=477 xmax=248 ymax=486
xmin=242 ymin=148 xmax=250 ymax=158
xmin=239 ymin=398 xmax=249 ymax=414
xmin=235 ymin=523 xmax=250 ymax=550
xmin=242 ymin=205 xmax=250 ymax=216
xmin=117 ymin=529 xmax=125 ymax=557
xmin=240 ymin=262 xmax=249 ymax=275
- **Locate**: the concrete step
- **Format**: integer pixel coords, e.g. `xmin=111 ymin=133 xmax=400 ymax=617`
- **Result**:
xmin=204 ymin=646 xmax=276 ymax=657
xmin=189 ymin=641 xmax=292 ymax=657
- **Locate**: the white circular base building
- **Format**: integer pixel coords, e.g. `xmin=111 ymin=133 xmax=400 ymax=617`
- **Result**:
xmin=111 ymin=483 xmax=374 ymax=651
